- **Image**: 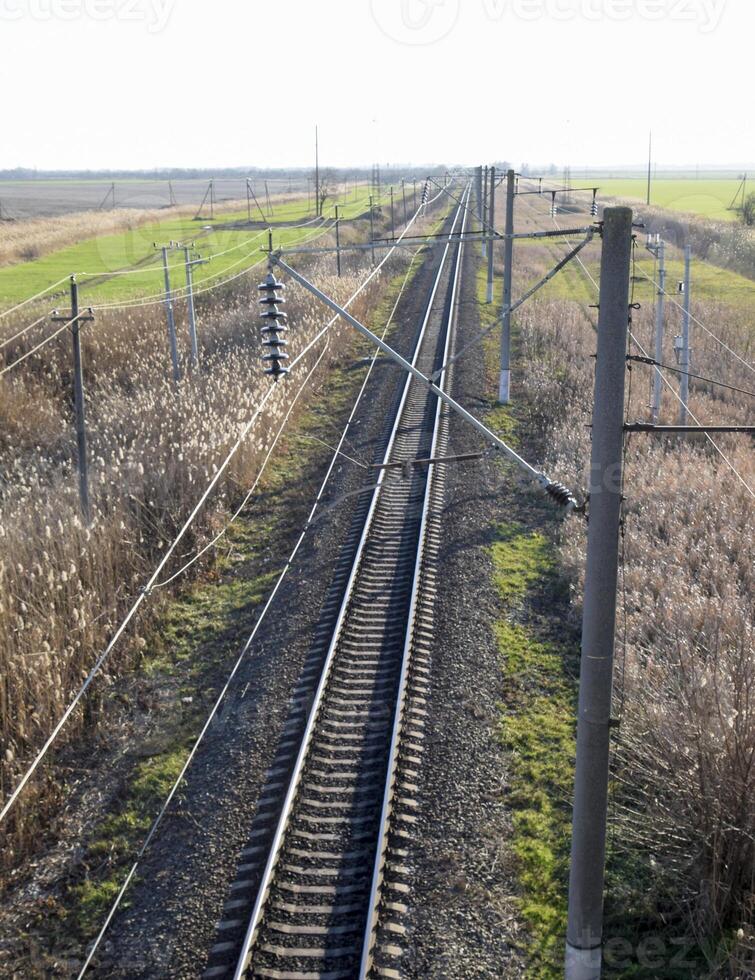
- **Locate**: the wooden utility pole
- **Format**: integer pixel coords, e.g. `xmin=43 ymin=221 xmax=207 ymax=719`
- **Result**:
xmin=52 ymin=277 xmax=94 ymax=522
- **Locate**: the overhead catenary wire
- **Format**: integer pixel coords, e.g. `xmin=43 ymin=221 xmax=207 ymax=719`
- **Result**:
xmin=522 ymin=183 xmax=755 ymax=501
xmin=632 ymin=262 xmax=754 ymax=376
xmin=627 ymin=354 xmax=755 ymax=400
xmin=629 ymin=331 xmax=755 ymax=500
xmin=77 ymin=226 xmax=431 ymax=978
xmin=0 ymin=183 xmax=444 ymax=832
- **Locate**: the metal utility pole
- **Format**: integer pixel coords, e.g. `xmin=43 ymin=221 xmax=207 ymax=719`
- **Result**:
xmin=646 ymin=130 xmax=652 ymax=206
xmin=401 ymin=180 xmax=408 ymax=224
xmin=158 ymin=245 xmax=181 ymax=382
xmin=482 ymin=166 xmax=489 ymax=258
xmin=499 ymin=168 xmax=515 ymax=403
xmin=335 ymin=205 xmax=342 ymax=277
xmin=184 ymin=246 xmax=208 ymax=367
xmin=475 ymin=165 xmax=483 ymax=234
xmin=679 ymin=244 xmax=692 ymax=424
xmin=486 ymin=165 xmax=496 ymax=303
xmin=648 ymin=237 xmax=666 ymax=422
xmin=52 ymin=277 xmax=93 ymax=523
xmin=565 ymin=206 xmax=634 ymax=980
xmin=389 ymin=187 xmax=395 ymax=239
xmin=369 ymin=195 xmax=376 ymax=266
xmin=210 ymin=178 xmax=215 ymax=220
xmin=413 ymin=179 xmax=417 ymax=210
xmin=315 ymin=125 xmax=320 ymax=217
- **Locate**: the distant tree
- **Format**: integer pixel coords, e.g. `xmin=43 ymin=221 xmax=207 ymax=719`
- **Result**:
xmin=741 ymin=192 xmax=755 ymax=227
xmin=317 ymin=168 xmax=336 ymax=217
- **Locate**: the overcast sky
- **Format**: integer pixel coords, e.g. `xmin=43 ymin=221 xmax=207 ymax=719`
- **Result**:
xmin=2 ymin=0 xmax=751 ymax=171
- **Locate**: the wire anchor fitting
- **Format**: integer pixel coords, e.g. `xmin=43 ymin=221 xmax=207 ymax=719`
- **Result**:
xmin=258 ymin=272 xmax=289 ymax=378
xmin=542 ymin=478 xmax=580 ymax=510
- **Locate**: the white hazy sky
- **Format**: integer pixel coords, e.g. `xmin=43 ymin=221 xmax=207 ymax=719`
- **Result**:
xmin=1 ymin=0 xmax=752 ymax=170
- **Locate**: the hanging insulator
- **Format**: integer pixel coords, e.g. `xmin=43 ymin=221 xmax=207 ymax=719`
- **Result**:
xmin=258 ymin=272 xmax=289 ymax=378
xmin=550 ymin=191 xmax=558 ymax=217
xmin=421 ymin=180 xmax=430 ymax=207
xmin=590 ymin=190 xmax=599 ymax=217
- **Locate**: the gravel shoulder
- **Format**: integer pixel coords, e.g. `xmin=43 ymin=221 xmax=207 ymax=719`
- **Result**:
xmin=402 ymin=241 xmax=527 ymax=979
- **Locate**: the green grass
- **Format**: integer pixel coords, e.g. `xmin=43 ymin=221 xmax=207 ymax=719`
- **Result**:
xmin=597 ymin=178 xmax=745 ymax=221
xmin=492 ymin=520 xmax=577 ymax=979
xmin=0 ymin=183 xmax=396 ymax=309
xmin=535 ymin=237 xmax=754 ymax=313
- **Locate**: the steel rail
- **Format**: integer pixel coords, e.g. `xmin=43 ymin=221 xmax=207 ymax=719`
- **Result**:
xmin=229 ymin=191 xmax=469 ymax=980
xmin=358 ymin=187 xmax=470 ymax=980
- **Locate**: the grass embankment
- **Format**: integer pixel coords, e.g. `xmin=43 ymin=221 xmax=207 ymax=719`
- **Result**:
xmin=477 ymin=211 xmax=751 ymax=974
xmin=475 ymin=258 xmax=578 ymax=976
xmin=594 ymin=179 xmax=744 ymax=221
xmin=50 ymin=252 xmax=424 ymax=951
xmin=0 ymin=184 xmax=387 ymax=309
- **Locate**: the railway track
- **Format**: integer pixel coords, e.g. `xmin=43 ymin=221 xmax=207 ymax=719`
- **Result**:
xmin=204 ymin=185 xmax=470 ymax=980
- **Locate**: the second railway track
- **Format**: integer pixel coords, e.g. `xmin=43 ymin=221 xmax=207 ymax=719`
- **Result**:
xmin=204 ymin=185 xmax=471 ymax=980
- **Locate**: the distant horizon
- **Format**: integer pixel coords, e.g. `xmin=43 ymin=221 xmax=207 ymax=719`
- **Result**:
xmin=0 ymin=163 xmax=751 ymax=180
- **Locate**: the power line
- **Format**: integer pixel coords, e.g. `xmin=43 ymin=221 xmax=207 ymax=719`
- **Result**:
xmin=629 ymin=331 xmax=755 ymax=500
xmin=632 ymin=262 xmax=754 ymax=377
xmin=0 ymin=312 xmax=51 ymax=351
xmin=627 ymin=354 xmax=755 ymax=400
xmin=0 ymin=312 xmax=85 ymax=378
xmin=0 ymin=186 xmax=441 ymax=831
xmin=521 ymin=184 xmax=755 ymax=501
xmin=0 ymin=275 xmax=71 ymax=321
xmin=76 ymin=229 xmax=431 ymax=978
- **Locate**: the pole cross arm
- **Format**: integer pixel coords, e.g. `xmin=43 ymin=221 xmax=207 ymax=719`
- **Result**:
xmin=272 ymin=255 xmax=579 ymax=513
xmin=51 ymin=310 xmax=95 ymax=324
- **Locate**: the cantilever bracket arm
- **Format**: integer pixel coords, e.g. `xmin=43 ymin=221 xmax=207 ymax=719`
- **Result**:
xmin=429 ymin=230 xmax=596 ymax=381
xmin=272 ymin=255 xmax=579 ymax=512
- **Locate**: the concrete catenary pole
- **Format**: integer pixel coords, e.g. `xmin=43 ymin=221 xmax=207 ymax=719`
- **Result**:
xmin=390 ymin=187 xmax=395 ymax=240
xmin=565 ymin=206 xmax=633 ymax=980
xmin=335 ymin=204 xmax=342 ymax=277
xmin=160 ymin=246 xmax=181 ymax=383
xmin=482 ymin=166 xmax=489 ymax=259
xmin=475 ymin=165 xmax=483 ymax=235
xmin=499 ymin=168 xmax=516 ymax=403
xmin=679 ymin=244 xmax=692 ymax=424
xmin=486 ymin=165 xmax=496 ymax=303
xmin=315 ymin=125 xmax=320 ymax=217
xmin=69 ymin=277 xmax=91 ymax=522
xmin=369 ymin=195 xmax=376 ymax=266
xmin=652 ymin=239 xmax=666 ymax=422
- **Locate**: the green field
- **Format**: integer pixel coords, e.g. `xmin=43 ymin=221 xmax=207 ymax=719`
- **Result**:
xmin=596 ymin=178 xmax=745 ymax=221
xmin=0 ymin=184 xmax=393 ymax=311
